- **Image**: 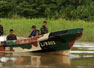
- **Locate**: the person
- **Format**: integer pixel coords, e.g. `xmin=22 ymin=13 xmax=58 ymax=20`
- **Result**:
xmin=40 ymin=21 xmax=48 ymax=34
xmin=28 ymin=25 xmax=39 ymax=38
xmin=0 ymin=25 xmax=3 ymax=36
xmin=7 ymin=29 xmax=17 ymax=40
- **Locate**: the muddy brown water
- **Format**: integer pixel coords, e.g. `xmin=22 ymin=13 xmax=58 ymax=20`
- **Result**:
xmin=0 ymin=42 xmax=94 ymax=68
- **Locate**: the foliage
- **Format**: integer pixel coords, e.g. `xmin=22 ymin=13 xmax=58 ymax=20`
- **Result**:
xmin=0 ymin=0 xmax=94 ymax=21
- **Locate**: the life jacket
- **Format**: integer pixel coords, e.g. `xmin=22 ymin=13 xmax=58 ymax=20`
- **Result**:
xmin=31 ymin=30 xmax=37 ymax=36
xmin=29 ymin=30 xmax=39 ymax=37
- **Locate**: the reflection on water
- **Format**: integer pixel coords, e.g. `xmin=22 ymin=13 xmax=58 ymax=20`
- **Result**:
xmin=0 ymin=52 xmax=72 ymax=68
xmin=0 ymin=43 xmax=94 ymax=68
xmin=0 ymin=52 xmax=94 ymax=68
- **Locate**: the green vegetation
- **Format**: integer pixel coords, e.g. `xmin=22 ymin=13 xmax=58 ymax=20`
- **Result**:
xmin=0 ymin=0 xmax=93 ymax=42
xmin=0 ymin=0 xmax=94 ymax=21
xmin=0 ymin=18 xmax=94 ymax=42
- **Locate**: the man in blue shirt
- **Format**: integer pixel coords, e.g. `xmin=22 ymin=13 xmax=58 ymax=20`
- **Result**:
xmin=29 ymin=25 xmax=39 ymax=38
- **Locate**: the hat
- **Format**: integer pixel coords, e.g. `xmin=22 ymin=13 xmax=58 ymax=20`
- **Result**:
xmin=10 ymin=29 xmax=14 ymax=32
xmin=43 ymin=21 xmax=47 ymax=23
xmin=32 ymin=25 xmax=36 ymax=28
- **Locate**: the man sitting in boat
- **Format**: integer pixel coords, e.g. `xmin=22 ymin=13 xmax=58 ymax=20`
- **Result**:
xmin=0 ymin=24 xmax=3 ymax=36
xmin=28 ymin=25 xmax=39 ymax=38
xmin=7 ymin=29 xmax=17 ymax=40
xmin=40 ymin=21 xmax=48 ymax=34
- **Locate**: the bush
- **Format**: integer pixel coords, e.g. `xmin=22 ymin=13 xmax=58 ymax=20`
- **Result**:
xmin=0 ymin=0 xmax=94 ymax=21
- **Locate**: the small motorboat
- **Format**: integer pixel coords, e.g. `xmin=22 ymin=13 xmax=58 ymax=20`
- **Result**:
xmin=0 ymin=28 xmax=83 ymax=55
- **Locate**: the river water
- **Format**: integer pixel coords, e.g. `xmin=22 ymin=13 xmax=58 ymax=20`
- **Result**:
xmin=0 ymin=43 xmax=94 ymax=68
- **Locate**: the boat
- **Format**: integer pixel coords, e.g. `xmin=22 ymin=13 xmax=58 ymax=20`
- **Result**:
xmin=0 ymin=28 xmax=83 ymax=55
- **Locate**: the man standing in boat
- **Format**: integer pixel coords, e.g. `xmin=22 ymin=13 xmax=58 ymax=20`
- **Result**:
xmin=29 ymin=25 xmax=39 ymax=38
xmin=40 ymin=21 xmax=48 ymax=34
xmin=7 ymin=29 xmax=17 ymax=40
xmin=0 ymin=24 xmax=3 ymax=36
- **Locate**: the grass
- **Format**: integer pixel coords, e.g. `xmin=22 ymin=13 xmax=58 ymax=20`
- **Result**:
xmin=0 ymin=18 xmax=94 ymax=42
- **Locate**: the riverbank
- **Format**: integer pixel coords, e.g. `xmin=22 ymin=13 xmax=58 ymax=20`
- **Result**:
xmin=0 ymin=18 xmax=94 ymax=42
